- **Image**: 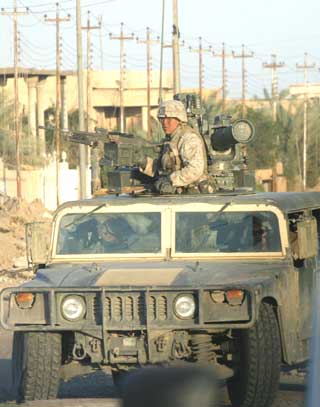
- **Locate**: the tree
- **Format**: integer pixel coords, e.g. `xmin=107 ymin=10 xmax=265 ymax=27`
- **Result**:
xmin=0 ymin=92 xmax=32 ymax=166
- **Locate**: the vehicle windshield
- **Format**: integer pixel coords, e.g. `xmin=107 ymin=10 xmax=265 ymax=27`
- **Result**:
xmin=175 ymin=211 xmax=281 ymax=253
xmin=56 ymin=212 xmax=161 ymax=254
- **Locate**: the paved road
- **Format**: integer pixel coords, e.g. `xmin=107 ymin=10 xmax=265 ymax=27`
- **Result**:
xmin=0 ymin=328 xmax=306 ymax=407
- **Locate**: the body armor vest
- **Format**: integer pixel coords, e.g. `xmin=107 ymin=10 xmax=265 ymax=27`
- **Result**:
xmin=160 ymin=124 xmax=208 ymax=175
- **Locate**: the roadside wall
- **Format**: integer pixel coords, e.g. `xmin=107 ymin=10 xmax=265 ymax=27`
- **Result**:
xmin=0 ymin=155 xmax=91 ymax=211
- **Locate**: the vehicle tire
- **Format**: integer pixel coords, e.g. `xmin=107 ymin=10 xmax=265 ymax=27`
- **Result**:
xmin=227 ymin=302 xmax=281 ymax=407
xmin=12 ymin=332 xmax=62 ymax=402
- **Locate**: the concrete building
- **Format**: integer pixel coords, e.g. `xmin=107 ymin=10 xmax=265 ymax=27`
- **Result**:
xmin=0 ymin=68 xmax=174 ymax=157
xmin=289 ymin=83 xmax=320 ymax=99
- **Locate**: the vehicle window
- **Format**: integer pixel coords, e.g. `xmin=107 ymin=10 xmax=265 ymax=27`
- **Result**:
xmin=175 ymin=211 xmax=281 ymax=253
xmin=56 ymin=212 xmax=161 ymax=254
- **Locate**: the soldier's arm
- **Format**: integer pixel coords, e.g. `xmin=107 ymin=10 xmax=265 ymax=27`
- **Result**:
xmin=170 ymin=133 xmax=206 ymax=187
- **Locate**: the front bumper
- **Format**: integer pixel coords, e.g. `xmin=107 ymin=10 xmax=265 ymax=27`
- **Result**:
xmin=0 ymin=286 xmax=255 ymax=332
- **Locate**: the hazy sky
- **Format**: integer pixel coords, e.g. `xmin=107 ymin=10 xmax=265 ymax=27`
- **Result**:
xmin=1 ymin=0 xmax=320 ymax=98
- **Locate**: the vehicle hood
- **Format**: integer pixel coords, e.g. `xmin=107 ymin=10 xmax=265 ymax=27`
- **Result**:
xmin=23 ymin=259 xmax=291 ymax=290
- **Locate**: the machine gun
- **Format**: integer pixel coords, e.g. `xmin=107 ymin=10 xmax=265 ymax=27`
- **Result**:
xmin=66 ymin=127 xmax=160 ymax=194
xmin=68 ymin=94 xmax=255 ymax=195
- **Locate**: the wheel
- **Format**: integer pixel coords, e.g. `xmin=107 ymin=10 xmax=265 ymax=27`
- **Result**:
xmin=12 ymin=332 xmax=62 ymax=401
xmin=227 ymin=302 xmax=281 ymax=407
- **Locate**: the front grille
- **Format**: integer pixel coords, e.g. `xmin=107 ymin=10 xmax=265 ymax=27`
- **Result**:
xmin=93 ymin=292 xmax=147 ymax=324
xmin=93 ymin=291 xmax=197 ymax=327
xmin=125 ymin=296 xmax=134 ymax=321
xmin=93 ymin=292 xmax=171 ymax=325
xmin=149 ymin=295 xmax=168 ymax=321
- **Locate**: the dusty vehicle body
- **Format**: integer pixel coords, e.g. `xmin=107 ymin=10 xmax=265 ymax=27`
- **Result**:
xmin=1 ymin=191 xmax=319 ymax=406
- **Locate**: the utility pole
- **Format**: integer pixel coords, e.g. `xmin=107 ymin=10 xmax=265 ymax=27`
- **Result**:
xmin=190 ymin=37 xmax=212 ymax=104
xmin=98 ymin=15 xmax=103 ymax=70
xmin=263 ymin=54 xmax=285 ymax=122
xmin=110 ymin=23 xmax=134 ymax=133
xmin=213 ymin=43 xmax=233 ymax=113
xmin=82 ymin=11 xmax=101 ymax=194
xmin=82 ymin=11 xmax=101 ymax=132
xmin=45 ymin=3 xmax=70 ymax=207
xmin=159 ymin=0 xmax=166 ymax=104
xmin=297 ymin=53 xmax=315 ymax=191
xmin=172 ymin=0 xmax=181 ymax=94
xmin=232 ymin=44 xmax=254 ymax=117
xmin=137 ymin=27 xmax=159 ymax=141
xmin=76 ymin=0 xmax=87 ymax=199
xmin=1 ymin=2 xmax=28 ymax=199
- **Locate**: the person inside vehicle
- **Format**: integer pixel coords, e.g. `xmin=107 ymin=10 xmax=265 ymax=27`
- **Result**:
xmin=252 ymin=217 xmax=270 ymax=251
xmin=93 ymin=217 xmax=132 ymax=252
xmin=94 ymin=214 xmax=161 ymax=254
xmin=137 ymin=100 xmax=208 ymax=194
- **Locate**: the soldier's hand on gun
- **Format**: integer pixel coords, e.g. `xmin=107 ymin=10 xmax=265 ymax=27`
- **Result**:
xmin=154 ymin=176 xmax=176 ymax=194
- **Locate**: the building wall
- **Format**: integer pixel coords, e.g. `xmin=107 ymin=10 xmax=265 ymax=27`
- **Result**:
xmin=0 ymin=156 xmax=90 ymax=210
xmin=0 ymin=70 xmax=174 ymax=124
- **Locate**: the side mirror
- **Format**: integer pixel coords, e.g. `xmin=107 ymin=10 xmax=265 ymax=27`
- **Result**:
xmin=25 ymin=221 xmax=52 ymax=268
xmin=292 ymin=217 xmax=318 ymax=260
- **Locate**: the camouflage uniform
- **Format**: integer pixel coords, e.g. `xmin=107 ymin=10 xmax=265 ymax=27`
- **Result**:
xmin=143 ymin=100 xmax=207 ymax=190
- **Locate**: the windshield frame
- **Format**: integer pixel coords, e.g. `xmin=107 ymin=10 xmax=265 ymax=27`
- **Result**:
xmin=51 ymin=201 xmax=288 ymax=261
xmin=52 ymin=203 xmax=168 ymax=261
xmin=171 ymin=203 xmax=288 ymax=259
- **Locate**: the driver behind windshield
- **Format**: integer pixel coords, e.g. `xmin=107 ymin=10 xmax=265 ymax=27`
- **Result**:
xmin=94 ymin=217 xmax=132 ymax=252
xmin=57 ymin=213 xmax=161 ymax=255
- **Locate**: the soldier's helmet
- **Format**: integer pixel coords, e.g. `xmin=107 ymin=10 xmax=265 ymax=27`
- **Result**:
xmin=158 ymin=100 xmax=188 ymax=123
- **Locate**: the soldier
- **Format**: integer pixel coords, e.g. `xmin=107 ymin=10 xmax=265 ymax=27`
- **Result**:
xmin=138 ymin=100 xmax=208 ymax=194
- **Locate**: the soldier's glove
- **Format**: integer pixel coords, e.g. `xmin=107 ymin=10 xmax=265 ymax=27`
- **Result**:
xmin=154 ymin=176 xmax=176 ymax=194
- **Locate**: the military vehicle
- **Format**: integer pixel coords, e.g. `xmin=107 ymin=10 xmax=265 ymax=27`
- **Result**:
xmin=0 ymin=96 xmax=319 ymax=407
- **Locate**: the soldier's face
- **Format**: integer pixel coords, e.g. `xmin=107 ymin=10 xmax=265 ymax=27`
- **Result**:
xmin=160 ymin=117 xmax=180 ymax=135
xmin=97 ymin=222 xmax=118 ymax=242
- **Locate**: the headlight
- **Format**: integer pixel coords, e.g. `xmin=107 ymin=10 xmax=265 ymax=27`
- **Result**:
xmin=174 ymin=295 xmax=196 ymax=319
xmin=61 ymin=295 xmax=86 ymax=321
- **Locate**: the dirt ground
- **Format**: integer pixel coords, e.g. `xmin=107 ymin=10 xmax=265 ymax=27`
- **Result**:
xmin=0 ymin=193 xmax=51 ymax=285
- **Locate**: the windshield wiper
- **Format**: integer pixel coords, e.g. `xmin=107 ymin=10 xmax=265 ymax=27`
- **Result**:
xmin=64 ymin=203 xmax=107 ymax=229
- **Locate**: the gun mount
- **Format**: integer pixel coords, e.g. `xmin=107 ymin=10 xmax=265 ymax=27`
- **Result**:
xmin=68 ymin=94 xmax=255 ymax=195
xmin=206 ymin=115 xmax=255 ymax=190
xmin=175 ymin=93 xmax=255 ymax=191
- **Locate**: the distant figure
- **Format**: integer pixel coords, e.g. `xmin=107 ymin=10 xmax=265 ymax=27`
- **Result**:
xmin=122 ymin=366 xmax=220 ymax=407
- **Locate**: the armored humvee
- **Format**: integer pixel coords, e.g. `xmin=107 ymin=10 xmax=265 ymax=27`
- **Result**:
xmin=1 ymin=98 xmax=319 ymax=407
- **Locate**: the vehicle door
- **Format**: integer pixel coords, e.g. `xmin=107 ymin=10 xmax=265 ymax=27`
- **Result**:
xmin=289 ymin=210 xmax=318 ymax=342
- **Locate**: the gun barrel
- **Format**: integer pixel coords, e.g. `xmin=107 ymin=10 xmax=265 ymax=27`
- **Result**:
xmin=68 ymin=134 xmax=95 ymax=146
